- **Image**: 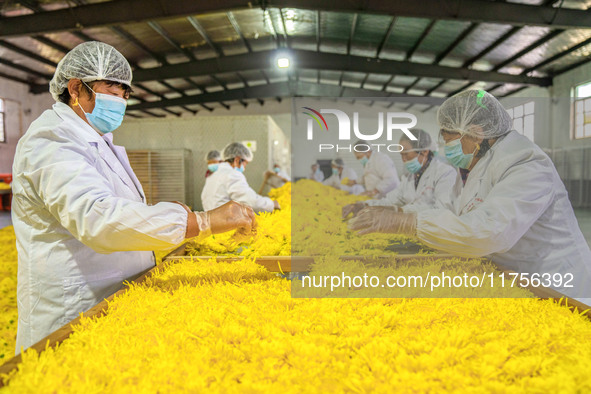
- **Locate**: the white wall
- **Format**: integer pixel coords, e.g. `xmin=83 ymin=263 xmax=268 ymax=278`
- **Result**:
xmin=500 ymin=86 xmax=552 ymax=149
xmin=551 ymin=62 xmax=591 ymax=150
xmin=0 ymin=77 xmax=53 ymax=173
xmin=505 ymin=62 xmax=591 ymax=151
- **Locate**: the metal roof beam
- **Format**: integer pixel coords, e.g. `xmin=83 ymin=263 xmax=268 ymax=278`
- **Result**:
xmin=0 ymin=71 xmax=34 ymax=85
xmin=376 ymin=17 xmax=396 ymax=58
xmin=278 ymin=8 xmax=291 ymax=47
xmin=110 ymin=25 xmax=167 ymax=64
xmin=187 ymin=16 xmax=223 ymax=57
xmin=129 ymin=50 xmax=551 ymax=86
xmin=502 ymin=86 xmax=529 ymax=97
xmin=315 ymin=10 xmax=321 ymax=52
xmin=3 ymin=0 xmax=591 ymax=37
xmin=227 ymin=11 xmax=252 ymax=52
xmin=522 ymin=36 xmax=591 ymax=74
xmin=448 ymin=82 xmax=475 ymax=96
xmin=433 ymin=23 xmax=478 ymax=65
xmin=32 ymin=35 xmax=70 ymax=53
xmin=28 ymin=49 xmax=552 ymax=94
xmin=0 ymin=40 xmax=57 ymax=67
xmin=148 ymin=21 xmax=196 ymax=61
xmin=405 ymin=20 xmax=436 ymax=61
xmin=347 ymin=13 xmax=359 ymax=55
xmin=424 ymin=80 xmax=446 ymax=96
xmin=127 ymin=81 xmax=444 ymax=111
xmin=461 ymin=26 xmax=522 ymax=68
xmin=491 ymin=29 xmax=564 ymax=71
xmin=0 ymin=57 xmax=52 ymax=79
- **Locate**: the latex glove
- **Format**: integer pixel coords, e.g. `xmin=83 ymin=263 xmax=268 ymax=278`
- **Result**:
xmin=361 ymin=189 xmax=379 ymax=197
xmin=348 ymin=206 xmax=417 ymax=236
xmin=346 ymin=179 xmax=356 ymax=187
xmin=342 ymin=202 xmax=368 ymax=219
xmin=273 ymin=200 xmax=281 ymax=210
xmin=188 ymin=201 xmax=256 ymax=241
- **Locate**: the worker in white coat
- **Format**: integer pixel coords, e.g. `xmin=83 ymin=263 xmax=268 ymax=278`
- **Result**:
xmin=342 ymin=129 xmax=456 ymax=217
xmin=323 ymin=158 xmax=364 ymax=195
xmin=263 ymin=163 xmax=290 ymax=189
xmin=309 ymin=163 xmax=324 ymax=182
xmin=347 ymin=140 xmax=400 ymax=198
xmin=205 ymin=150 xmax=222 ymax=178
xmin=11 ymin=42 xmax=256 ymax=354
xmin=349 ymin=90 xmax=591 ymax=302
xmin=202 ymin=142 xmax=279 ymax=213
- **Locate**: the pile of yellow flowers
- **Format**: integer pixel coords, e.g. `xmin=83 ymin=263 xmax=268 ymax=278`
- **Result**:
xmin=185 ymin=182 xmax=292 ymax=257
xmin=0 ymin=227 xmax=18 ymax=365
xmin=3 ymin=258 xmax=591 ymax=392
xmin=184 ymin=180 xmax=431 ymax=259
xmin=291 ymin=179 xmax=431 ymax=256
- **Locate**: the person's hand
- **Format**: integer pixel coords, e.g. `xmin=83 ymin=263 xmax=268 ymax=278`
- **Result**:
xmin=190 ymin=201 xmax=256 ymax=240
xmin=273 ymin=200 xmax=281 ymax=210
xmin=348 ymin=206 xmax=417 ymax=236
xmin=346 ymin=179 xmax=356 ymax=186
xmin=264 ymin=170 xmax=274 ymax=179
xmin=342 ymin=202 xmax=367 ymax=219
xmin=361 ymin=189 xmax=378 ymax=197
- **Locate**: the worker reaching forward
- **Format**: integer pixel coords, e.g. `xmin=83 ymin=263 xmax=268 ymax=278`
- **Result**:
xmin=323 ymin=158 xmax=364 ymax=195
xmin=11 ymin=41 xmax=256 ymax=354
xmin=201 ymin=142 xmax=280 ymax=213
xmin=347 ymin=140 xmax=400 ymax=198
xmin=342 ymin=129 xmax=456 ymax=216
xmin=349 ymin=90 xmax=591 ymax=302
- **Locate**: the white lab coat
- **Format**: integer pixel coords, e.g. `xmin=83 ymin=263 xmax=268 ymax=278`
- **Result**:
xmin=367 ymin=157 xmax=456 ymax=213
xmin=417 ymin=131 xmax=591 ymax=301
xmin=323 ymin=166 xmax=364 ymax=195
xmin=266 ymin=169 xmax=291 ymax=189
xmin=201 ymin=162 xmax=274 ymax=213
xmin=11 ymin=102 xmax=188 ymax=354
xmin=362 ymin=151 xmax=400 ymax=198
xmin=276 ymin=169 xmax=291 ymax=182
xmin=309 ymin=169 xmax=324 ymax=182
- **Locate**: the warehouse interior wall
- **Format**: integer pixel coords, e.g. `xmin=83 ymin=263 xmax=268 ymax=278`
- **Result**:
xmin=552 ymin=62 xmax=591 ymax=151
xmin=115 ymin=115 xmax=288 ymax=211
xmin=0 ymin=80 xmax=52 ymax=173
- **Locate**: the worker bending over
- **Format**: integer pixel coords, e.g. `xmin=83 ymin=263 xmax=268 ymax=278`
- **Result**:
xmin=202 ymin=142 xmax=280 ymax=213
xmin=343 ymin=129 xmax=456 ymax=217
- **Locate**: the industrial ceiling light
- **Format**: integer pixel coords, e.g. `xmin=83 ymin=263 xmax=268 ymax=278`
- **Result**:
xmin=277 ymin=57 xmax=290 ymax=68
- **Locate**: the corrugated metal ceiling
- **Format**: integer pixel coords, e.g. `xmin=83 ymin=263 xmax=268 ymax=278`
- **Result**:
xmin=0 ymin=0 xmax=589 ymax=116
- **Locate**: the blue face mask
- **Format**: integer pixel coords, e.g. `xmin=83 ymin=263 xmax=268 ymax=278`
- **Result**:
xmin=236 ymin=164 xmax=245 ymax=173
xmin=207 ymin=164 xmax=219 ymax=172
xmin=332 ymin=168 xmax=339 ymax=176
xmin=359 ymin=156 xmax=369 ymax=167
xmin=444 ymin=138 xmax=474 ymax=169
xmin=404 ymin=157 xmax=422 ymax=174
xmin=79 ymin=81 xmax=127 ymax=134
xmin=274 ymin=167 xmax=280 ymax=173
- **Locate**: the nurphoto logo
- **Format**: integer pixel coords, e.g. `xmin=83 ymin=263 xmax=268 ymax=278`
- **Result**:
xmin=302 ymin=107 xmax=417 ymax=153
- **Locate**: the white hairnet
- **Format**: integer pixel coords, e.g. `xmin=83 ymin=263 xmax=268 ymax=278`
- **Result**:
xmin=332 ymin=158 xmax=344 ymax=167
xmin=399 ymin=129 xmax=434 ymax=152
xmin=437 ymin=90 xmax=513 ymax=139
xmin=223 ymin=142 xmax=254 ymax=161
xmin=205 ymin=150 xmax=221 ymax=161
xmin=49 ymin=41 xmax=133 ymax=101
